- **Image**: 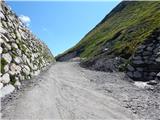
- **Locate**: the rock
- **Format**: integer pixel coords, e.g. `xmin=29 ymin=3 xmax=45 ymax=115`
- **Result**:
xmin=0 ymin=11 xmax=5 ymax=19
xmin=19 ymin=75 xmax=25 ymax=81
xmin=14 ymin=57 xmax=21 ymax=64
xmin=11 ymin=32 xmax=16 ymax=39
xmin=133 ymin=60 xmax=144 ymax=65
xmin=9 ymin=63 xmax=21 ymax=75
xmin=103 ymin=48 xmax=108 ymax=51
xmin=136 ymin=67 xmax=143 ymax=72
xmin=0 ymin=46 xmax=2 ymax=54
xmin=16 ymin=49 xmax=22 ymax=56
xmin=138 ymin=45 xmax=146 ymax=49
xmin=22 ymin=54 xmax=28 ymax=63
xmin=133 ymin=56 xmax=142 ymax=60
xmin=15 ymin=30 xmax=21 ymax=40
xmin=27 ymin=76 xmax=31 ymax=79
xmin=2 ymin=53 xmax=12 ymax=63
xmin=0 ymin=82 xmax=3 ymax=89
xmin=157 ymin=72 xmax=160 ymax=77
xmin=33 ymin=65 xmax=38 ymax=70
xmin=22 ymin=65 xmax=30 ymax=75
xmin=5 ymin=42 xmax=12 ymax=50
xmin=149 ymin=72 xmax=156 ymax=77
xmin=134 ymin=81 xmax=151 ymax=89
xmin=11 ymin=43 xmax=18 ymax=49
xmin=157 ymin=36 xmax=160 ymax=40
xmin=133 ymin=71 xmax=142 ymax=78
xmin=127 ymin=65 xmax=135 ymax=71
xmin=0 ymin=73 xmax=10 ymax=84
xmin=14 ymin=80 xmax=21 ymax=89
xmin=146 ymin=46 xmax=153 ymax=51
xmin=0 ymin=27 xmax=7 ymax=34
xmin=33 ymin=70 xmax=40 ymax=76
xmin=4 ymin=64 xmax=9 ymax=72
xmin=1 ymin=84 xmax=15 ymax=98
xmin=155 ymin=57 xmax=160 ymax=62
xmin=147 ymin=80 xmax=158 ymax=85
xmin=0 ymin=36 xmax=5 ymax=43
xmin=127 ymin=72 xmax=133 ymax=78
xmin=136 ymin=49 xmax=143 ymax=54
xmin=156 ymin=51 xmax=160 ymax=55
xmin=143 ymin=51 xmax=152 ymax=56
xmin=1 ymin=34 xmax=10 ymax=43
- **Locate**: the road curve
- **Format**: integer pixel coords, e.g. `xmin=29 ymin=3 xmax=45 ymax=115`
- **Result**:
xmin=2 ymin=62 xmax=136 ymax=119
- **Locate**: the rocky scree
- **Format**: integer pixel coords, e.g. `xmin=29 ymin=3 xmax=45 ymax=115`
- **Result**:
xmin=0 ymin=1 xmax=55 ymax=97
xmin=127 ymin=28 xmax=160 ymax=81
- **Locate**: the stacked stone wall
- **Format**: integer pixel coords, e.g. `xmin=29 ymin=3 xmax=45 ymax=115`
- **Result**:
xmin=0 ymin=1 xmax=55 ymax=93
xmin=127 ymin=28 xmax=160 ymax=81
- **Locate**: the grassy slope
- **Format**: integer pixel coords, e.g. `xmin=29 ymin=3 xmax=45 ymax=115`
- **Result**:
xmin=57 ymin=1 xmax=160 ymax=60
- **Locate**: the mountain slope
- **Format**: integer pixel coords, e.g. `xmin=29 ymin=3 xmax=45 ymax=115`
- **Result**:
xmin=56 ymin=1 xmax=160 ymax=61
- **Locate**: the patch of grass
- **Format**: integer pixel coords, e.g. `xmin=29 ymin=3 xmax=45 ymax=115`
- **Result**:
xmin=118 ymin=60 xmax=131 ymax=72
xmin=1 ymin=58 xmax=8 ymax=74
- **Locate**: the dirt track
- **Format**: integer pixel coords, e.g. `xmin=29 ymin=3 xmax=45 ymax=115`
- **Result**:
xmin=2 ymin=62 xmax=137 ymax=119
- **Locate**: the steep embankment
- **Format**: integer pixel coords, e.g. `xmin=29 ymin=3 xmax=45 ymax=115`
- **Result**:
xmin=0 ymin=1 xmax=55 ymax=97
xmin=56 ymin=1 xmax=160 ymax=81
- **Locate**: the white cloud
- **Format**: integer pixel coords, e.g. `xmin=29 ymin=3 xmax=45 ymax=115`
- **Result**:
xmin=19 ymin=15 xmax=31 ymax=26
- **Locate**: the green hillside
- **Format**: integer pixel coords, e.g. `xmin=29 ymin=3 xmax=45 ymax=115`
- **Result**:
xmin=56 ymin=1 xmax=160 ymax=60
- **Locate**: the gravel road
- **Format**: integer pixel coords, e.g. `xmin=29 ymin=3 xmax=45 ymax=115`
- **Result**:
xmin=2 ymin=62 xmax=137 ymax=119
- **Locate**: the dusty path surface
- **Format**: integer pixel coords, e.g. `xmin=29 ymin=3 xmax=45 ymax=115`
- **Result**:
xmin=2 ymin=62 xmax=137 ymax=119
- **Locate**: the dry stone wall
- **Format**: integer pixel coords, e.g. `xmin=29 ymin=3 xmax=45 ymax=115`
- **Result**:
xmin=0 ymin=1 xmax=55 ymax=96
xmin=127 ymin=28 xmax=160 ymax=81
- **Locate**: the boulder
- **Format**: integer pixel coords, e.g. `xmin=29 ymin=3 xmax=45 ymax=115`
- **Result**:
xmin=0 ymin=11 xmax=5 ymax=19
xmin=14 ymin=80 xmax=21 ymax=89
xmin=4 ymin=64 xmax=9 ymax=72
xmin=9 ymin=63 xmax=21 ymax=75
xmin=143 ymin=51 xmax=152 ymax=56
xmin=0 ymin=27 xmax=7 ymax=34
xmin=157 ymin=72 xmax=160 ymax=77
xmin=133 ymin=56 xmax=142 ymax=60
xmin=155 ymin=57 xmax=160 ymax=62
xmin=0 ymin=73 xmax=10 ymax=84
xmin=147 ymin=80 xmax=158 ymax=85
xmin=19 ymin=75 xmax=25 ymax=81
xmin=133 ymin=71 xmax=142 ymax=79
xmin=16 ymin=49 xmax=22 ymax=56
xmin=136 ymin=67 xmax=143 ymax=72
xmin=157 ymin=36 xmax=160 ymax=40
xmin=14 ymin=57 xmax=22 ymax=64
xmin=0 ymin=82 xmax=3 ymax=89
xmin=127 ymin=65 xmax=135 ymax=71
xmin=22 ymin=54 xmax=28 ymax=63
xmin=127 ymin=72 xmax=133 ymax=78
xmin=2 ymin=53 xmax=12 ymax=63
xmin=11 ymin=42 xmax=18 ymax=49
xmin=132 ymin=60 xmax=144 ymax=65
xmin=146 ymin=46 xmax=153 ymax=51
xmin=33 ymin=70 xmax=40 ymax=76
xmin=22 ymin=65 xmax=30 ymax=75
xmin=1 ymin=84 xmax=15 ymax=98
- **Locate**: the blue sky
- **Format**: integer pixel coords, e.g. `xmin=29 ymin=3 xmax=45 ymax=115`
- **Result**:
xmin=7 ymin=1 xmax=120 ymax=56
